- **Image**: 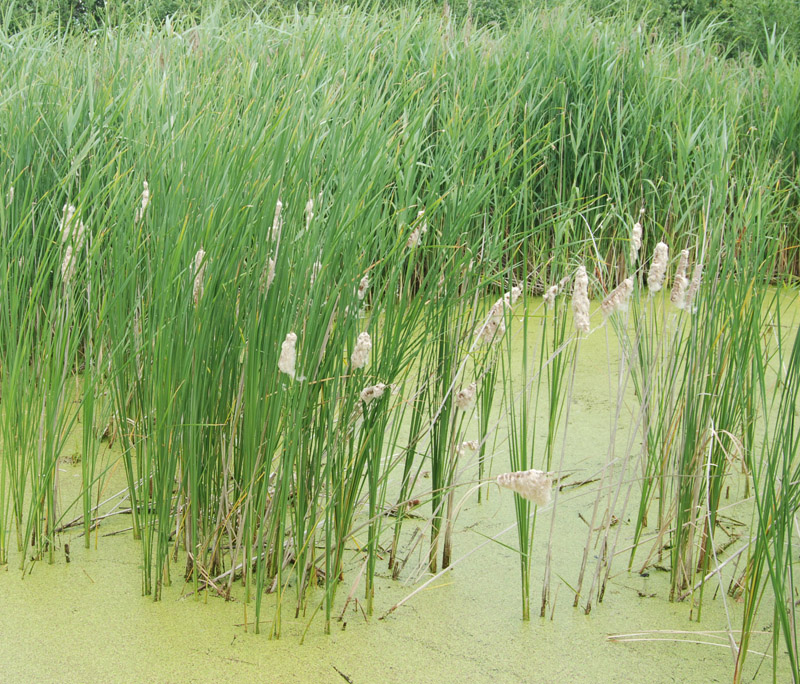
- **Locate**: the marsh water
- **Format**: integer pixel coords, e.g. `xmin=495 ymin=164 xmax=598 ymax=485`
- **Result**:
xmin=1 ymin=296 xmax=795 ymax=683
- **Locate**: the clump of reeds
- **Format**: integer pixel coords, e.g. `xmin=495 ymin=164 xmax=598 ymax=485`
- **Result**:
xmin=2 ymin=2 xmax=798 ymax=651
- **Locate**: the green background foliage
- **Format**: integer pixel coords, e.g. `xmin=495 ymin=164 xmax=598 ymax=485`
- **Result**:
xmin=5 ymin=0 xmax=800 ymax=58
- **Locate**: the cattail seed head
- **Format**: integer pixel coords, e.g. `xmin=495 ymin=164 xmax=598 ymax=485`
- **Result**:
xmin=60 ymin=204 xmax=77 ymax=243
xmin=505 ymin=285 xmax=523 ymax=307
xmin=60 ymin=204 xmax=86 ymax=250
xmin=601 ymin=277 xmax=634 ymax=315
xmin=305 ymin=197 xmax=314 ymax=232
xmin=572 ymin=265 xmax=590 ymax=333
xmin=310 ymin=260 xmax=322 ymax=286
xmin=457 ymin=440 xmax=480 ymax=456
xmin=61 ymin=245 xmax=75 ymax=284
xmin=496 ymin=469 xmax=552 ymax=506
xmin=351 ymin=331 xmax=372 ymax=370
xmin=357 ymin=275 xmax=369 ymax=301
xmin=543 ymin=284 xmax=559 ymax=309
xmin=135 ymin=181 xmax=150 ymax=223
xmin=192 ymin=249 xmax=207 ymax=306
xmin=670 ymin=249 xmax=690 ymax=309
xmin=260 ymin=256 xmax=276 ymax=293
xmin=360 ymin=382 xmax=387 ymax=405
xmin=647 ymin=242 xmax=669 ymax=292
xmin=544 ymin=274 xmax=571 ymax=308
xmin=476 ymin=285 xmax=521 ymax=344
xmin=684 ymin=263 xmax=703 ymax=312
xmin=630 ymin=221 xmax=642 ymax=263
xmin=406 ymin=210 xmax=427 ymax=248
xmin=278 ymin=332 xmax=298 ymax=378
xmin=454 ymin=381 xmax=477 ymax=411
xmin=271 ymin=199 xmax=283 ymax=240
xmin=59 ymin=204 xmax=86 ymax=285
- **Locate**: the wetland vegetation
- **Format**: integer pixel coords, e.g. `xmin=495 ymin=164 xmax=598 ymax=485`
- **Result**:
xmin=1 ymin=1 xmax=799 ymax=681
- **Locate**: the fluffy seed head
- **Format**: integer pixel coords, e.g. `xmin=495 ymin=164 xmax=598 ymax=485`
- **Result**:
xmin=358 ymin=275 xmax=369 ymax=301
xmin=61 ymin=245 xmax=75 ymax=284
xmin=261 ymin=256 xmax=276 ymax=293
xmin=670 ymin=249 xmax=690 ymax=309
xmin=60 ymin=204 xmax=86 ymax=250
xmin=457 ymin=440 xmax=480 ymax=456
xmin=60 ymin=204 xmax=77 ymax=243
xmin=684 ymin=263 xmax=703 ymax=312
xmin=543 ymin=275 xmax=571 ymax=308
xmin=572 ymin=265 xmax=590 ymax=333
xmin=496 ymin=469 xmax=552 ymax=506
xmin=135 ymin=181 xmax=150 ymax=223
xmin=601 ymin=277 xmax=634 ymax=316
xmin=476 ymin=285 xmax=520 ymax=344
xmin=360 ymin=383 xmax=387 ymax=404
xmin=271 ymin=199 xmax=283 ymax=240
xmin=278 ymin=332 xmax=298 ymax=378
xmin=505 ymin=285 xmax=523 ymax=307
xmin=630 ymin=221 xmax=643 ymax=263
xmin=310 ymin=260 xmax=322 ymax=286
xmin=543 ymin=284 xmax=559 ymax=309
xmin=454 ymin=381 xmax=477 ymax=411
xmin=647 ymin=242 xmax=669 ymax=292
xmin=406 ymin=210 xmax=427 ymax=248
xmin=351 ymin=331 xmax=372 ymax=370
xmin=305 ymin=197 xmax=314 ymax=232
xmin=192 ymin=249 xmax=206 ymax=306
xmin=59 ymin=204 xmax=87 ymax=282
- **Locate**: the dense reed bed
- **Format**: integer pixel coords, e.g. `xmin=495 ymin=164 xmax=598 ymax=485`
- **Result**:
xmin=1 ymin=3 xmax=800 ymax=681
